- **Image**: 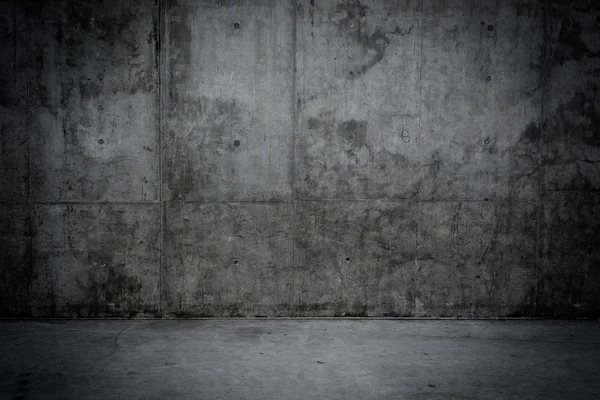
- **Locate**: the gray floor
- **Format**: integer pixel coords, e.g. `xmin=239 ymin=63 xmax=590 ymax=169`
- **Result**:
xmin=1 ymin=320 xmax=599 ymax=400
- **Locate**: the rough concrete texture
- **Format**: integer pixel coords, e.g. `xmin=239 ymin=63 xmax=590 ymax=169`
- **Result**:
xmin=294 ymin=200 xmax=417 ymax=316
xmin=1 ymin=320 xmax=600 ymax=399
xmin=0 ymin=0 xmax=599 ymax=317
xmin=164 ymin=0 xmax=294 ymax=202
xmin=164 ymin=202 xmax=294 ymax=317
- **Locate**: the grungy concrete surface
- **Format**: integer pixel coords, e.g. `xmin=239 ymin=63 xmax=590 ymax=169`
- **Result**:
xmin=1 ymin=320 xmax=600 ymax=399
xmin=0 ymin=0 xmax=599 ymax=318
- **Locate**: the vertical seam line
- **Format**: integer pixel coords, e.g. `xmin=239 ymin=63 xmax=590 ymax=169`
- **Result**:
xmin=291 ymin=0 xmax=298 ymax=316
xmin=157 ymin=0 xmax=165 ymax=316
xmin=534 ymin=0 xmax=550 ymax=314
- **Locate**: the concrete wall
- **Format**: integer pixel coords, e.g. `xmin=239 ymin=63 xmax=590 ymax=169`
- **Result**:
xmin=0 ymin=0 xmax=598 ymax=318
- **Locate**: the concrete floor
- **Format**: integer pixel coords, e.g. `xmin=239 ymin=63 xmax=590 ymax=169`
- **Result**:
xmin=0 ymin=320 xmax=599 ymax=400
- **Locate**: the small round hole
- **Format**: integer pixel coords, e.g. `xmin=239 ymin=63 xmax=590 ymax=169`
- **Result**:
xmin=345 ymin=257 xmax=351 ymax=262
xmin=233 ymin=140 xmax=240 ymax=147
xmin=487 ymin=25 xmax=494 ymax=31
xmin=486 ymin=76 xmax=492 ymax=81
xmin=234 ymin=22 xmax=240 ymax=29
xmin=233 ymin=260 xmax=239 ymax=265
xmin=98 ymin=139 xmax=104 ymax=144
xmin=484 ymin=138 xmax=490 ymax=144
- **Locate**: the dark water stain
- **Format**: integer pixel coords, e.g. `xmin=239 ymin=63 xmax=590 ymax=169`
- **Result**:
xmin=390 ymin=25 xmax=414 ymax=36
xmin=549 ymin=87 xmax=599 ymax=146
xmin=83 ymin=260 xmax=143 ymax=317
xmin=43 ymin=1 xmax=158 ymax=102
xmin=223 ymin=303 xmax=244 ymax=317
xmin=532 ymin=193 xmax=600 ymax=318
xmin=307 ymin=117 xmax=369 ymax=152
xmin=510 ymin=193 xmax=600 ymax=318
xmin=544 ymin=85 xmax=599 ymax=190
xmin=78 ymin=79 xmax=104 ymax=100
xmin=548 ymin=5 xmax=600 ymax=66
xmin=337 ymin=119 xmax=368 ymax=153
xmin=302 ymin=115 xmax=418 ymax=198
xmin=514 ymin=2 xmax=543 ymax=18
xmin=26 ymin=1 xmax=159 ymax=202
xmin=0 ymin=207 xmax=34 ymax=318
xmin=498 ymin=119 xmax=541 ymax=200
xmin=534 ymin=268 xmax=600 ymax=318
xmin=13 ymin=371 xmax=33 ymax=400
xmin=34 ymin=205 xmax=158 ymax=318
xmin=506 ymin=287 xmax=537 ymax=317
xmin=522 ymin=120 xmax=541 ymax=143
xmin=553 ymin=0 xmax=600 ymax=11
xmin=335 ymin=0 xmax=369 ymax=20
xmin=332 ymin=1 xmax=392 ymax=77
xmin=166 ymin=2 xmax=194 ymax=93
xmin=354 ymin=29 xmax=391 ymax=76
xmin=302 ymin=117 xmax=375 ymax=196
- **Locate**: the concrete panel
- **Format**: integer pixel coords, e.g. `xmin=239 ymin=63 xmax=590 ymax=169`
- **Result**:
xmin=294 ymin=200 xmax=417 ymax=316
xmin=542 ymin=4 xmax=600 ymax=191
xmin=0 ymin=205 xmax=32 ymax=316
xmin=164 ymin=0 xmax=294 ymax=202
xmin=32 ymin=204 xmax=160 ymax=317
xmin=28 ymin=1 xmax=159 ymax=202
xmin=164 ymin=202 xmax=293 ymax=317
xmin=538 ymin=192 xmax=600 ymax=317
xmin=419 ymin=2 xmax=543 ymax=201
xmin=295 ymin=0 xmax=424 ymax=200
xmin=416 ymin=201 xmax=538 ymax=317
xmin=0 ymin=110 xmax=29 ymax=203
xmin=0 ymin=3 xmax=29 ymax=203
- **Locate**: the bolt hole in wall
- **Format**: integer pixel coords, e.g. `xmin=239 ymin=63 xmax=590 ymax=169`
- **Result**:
xmin=0 ymin=0 xmax=599 ymax=320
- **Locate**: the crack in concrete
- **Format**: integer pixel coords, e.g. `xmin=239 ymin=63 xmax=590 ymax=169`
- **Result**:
xmin=113 ymin=327 xmax=129 ymax=351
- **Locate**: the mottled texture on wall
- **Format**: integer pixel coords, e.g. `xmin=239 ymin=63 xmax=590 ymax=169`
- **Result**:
xmin=0 ymin=0 xmax=598 ymax=318
xmin=0 ymin=0 xmax=160 ymax=317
